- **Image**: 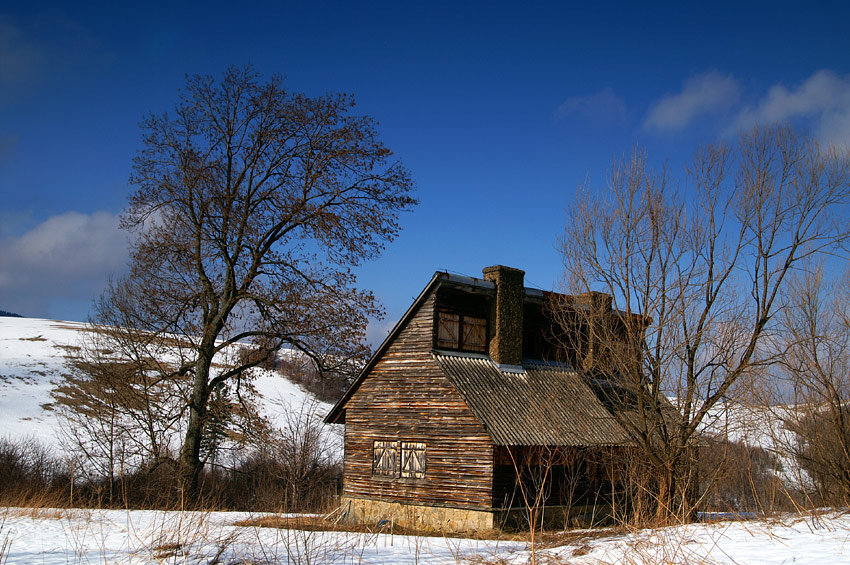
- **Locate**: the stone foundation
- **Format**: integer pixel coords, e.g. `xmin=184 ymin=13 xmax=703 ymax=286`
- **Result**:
xmin=339 ymin=496 xmax=495 ymax=531
xmin=338 ymin=497 xmax=615 ymax=532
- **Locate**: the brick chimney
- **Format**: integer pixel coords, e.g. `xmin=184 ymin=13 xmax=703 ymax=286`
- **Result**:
xmin=482 ymin=265 xmax=525 ymax=368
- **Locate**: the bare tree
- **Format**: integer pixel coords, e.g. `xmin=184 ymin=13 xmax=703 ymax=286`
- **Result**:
xmin=556 ymin=125 xmax=850 ymax=523
xmin=53 ymin=327 xmax=188 ymax=503
xmin=53 ymin=320 xmax=270 ymax=505
xmin=89 ymin=65 xmax=416 ymax=497
xmin=775 ymin=266 xmax=850 ymax=505
xmin=505 ymin=446 xmax=555 ymax=563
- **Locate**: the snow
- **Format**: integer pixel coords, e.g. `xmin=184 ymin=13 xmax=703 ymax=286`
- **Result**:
xmin=552 ymin=512 xmax=850 ymax=564
xmin=0 ymin=317 xmax=84 ymax=446
xmin=0 ymin=507 xmax=521 ymax=564
xmin=1 ymin=507 xmax=850 ymax=563
xmin=0 ymin=317 xmax=333 ymax=452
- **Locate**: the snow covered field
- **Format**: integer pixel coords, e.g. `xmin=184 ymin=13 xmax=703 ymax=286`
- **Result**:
xmin=2 ymin=507 xmax=849 ymax=564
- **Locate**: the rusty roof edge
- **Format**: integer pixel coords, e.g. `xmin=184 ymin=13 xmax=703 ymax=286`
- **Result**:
xmin=441 ymin=273 xmax=495 ymax=290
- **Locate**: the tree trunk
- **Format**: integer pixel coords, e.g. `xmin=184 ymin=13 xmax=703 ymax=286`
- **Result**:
xmin=655 ymin=464 xmax=675 ymax=525
xmin=178 ymin=351 xmax=213 ymax=499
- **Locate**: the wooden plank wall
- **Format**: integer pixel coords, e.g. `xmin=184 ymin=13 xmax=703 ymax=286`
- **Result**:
xmin=343 ymin=292 xmax=497 ymax=510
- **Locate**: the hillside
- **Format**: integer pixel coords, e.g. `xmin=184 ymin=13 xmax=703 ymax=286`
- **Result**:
xmin=0 ymin=316 xmax=337 ymax=452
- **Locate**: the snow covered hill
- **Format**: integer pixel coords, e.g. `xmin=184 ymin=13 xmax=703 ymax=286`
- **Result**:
xmin=0 ymin=316 xmax=336 ymax=453
xmin=700 ymin=399 xmax=808 ymax=488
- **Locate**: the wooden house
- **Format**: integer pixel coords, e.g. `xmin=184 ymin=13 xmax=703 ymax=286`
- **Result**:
xmin=324 ymin=265 xmax=638 ymax=531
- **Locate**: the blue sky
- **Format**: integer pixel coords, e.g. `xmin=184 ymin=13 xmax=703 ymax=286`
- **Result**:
xmin=2 ymin=1 xmax=849 ymax=343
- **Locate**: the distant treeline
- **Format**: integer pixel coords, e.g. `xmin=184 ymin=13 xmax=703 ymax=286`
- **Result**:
xmin=0 ymin=310 xmax=22 ymax=318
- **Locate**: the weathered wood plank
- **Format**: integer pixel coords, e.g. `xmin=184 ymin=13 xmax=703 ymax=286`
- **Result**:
xmin=341 ymin=292 xmax=497 ymax=509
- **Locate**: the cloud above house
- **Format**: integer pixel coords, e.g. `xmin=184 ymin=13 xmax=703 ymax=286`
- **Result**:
xmin=0 ymin=211 xmax=128 ymax=320
xmin=639 ymin=69 xmax=850 ymax=147
xmin=557 ymin=87 xmax=627 ymax=125
xmin=643 ymin=71 xmax=741 ymax=132
xmin=734 ymin=70 xmax=850 ymax=147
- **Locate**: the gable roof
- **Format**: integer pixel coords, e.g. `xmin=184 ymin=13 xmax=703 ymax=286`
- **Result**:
xmin=433 ymin=352 xmax=629 ymax=446
xmin=324 ymin=268 xmax=634 ymax=448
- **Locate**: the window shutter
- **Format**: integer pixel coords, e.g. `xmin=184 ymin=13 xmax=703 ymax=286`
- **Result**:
xmin=437 ymin=313 xmax=460 ymax=349
xmin=401 ymin=442 xmax=426 ymax=478
xmin=463 ymin=316 xmax=487 ymax=352
xmin=373 ymin=440 xmax=399 ymax=476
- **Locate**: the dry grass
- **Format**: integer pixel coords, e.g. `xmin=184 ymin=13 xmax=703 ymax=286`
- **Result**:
xmin=0 ymin=510 xmax=10 ymax=565
xmin=235 ymin=513 xmax=628 ymax=547
xmin=151 ymin=542 xmax=183 ymax=559
xmin=235 ymin=514 xmax=512 ymax=540
xmin=5 ymin=506 xmax=70 ymax=520
xmin=533 ymin=526 xmax=629 ymax=549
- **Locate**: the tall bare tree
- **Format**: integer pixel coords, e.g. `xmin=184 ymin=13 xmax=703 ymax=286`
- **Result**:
xmin=556 ymin=125 xmax=850 ymax=523
xmin=775 ymin=266 xmax=850 ymax=505
xmin=92 ymin=66 xmax=416 ymax=497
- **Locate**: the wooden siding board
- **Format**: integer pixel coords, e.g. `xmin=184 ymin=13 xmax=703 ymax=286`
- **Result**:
xmin=342 ymin=293 xmax=497 ymax=510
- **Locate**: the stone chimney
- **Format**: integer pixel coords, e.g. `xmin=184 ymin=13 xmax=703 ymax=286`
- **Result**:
xmin=574 ymin=291 xmax=612 ymax=313
xmin=482 ymin=265 xmax=525 ymax=368
xmin=574 ymin=291 xmax=613 ymax=371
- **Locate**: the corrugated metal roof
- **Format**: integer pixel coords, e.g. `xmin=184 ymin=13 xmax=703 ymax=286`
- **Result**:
xmin=433 ymin=352 xmax=631 ymax=447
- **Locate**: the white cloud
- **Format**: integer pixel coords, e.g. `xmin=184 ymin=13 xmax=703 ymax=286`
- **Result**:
xmin=644 ymin=72 xmax=741 ymax=131
xmin=735 ymin=70 xmax=850 ymax=147
xmin=556 ymin=87 xmax=627 ymax=124
xmin=0 ymin=211 xmax=128 ymax=319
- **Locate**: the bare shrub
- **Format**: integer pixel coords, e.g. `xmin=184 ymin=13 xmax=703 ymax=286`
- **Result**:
xmin=275 ymin=354 xmax=352 ymax=405
xmin=697 ymin=436 xmax=796 ymax=515
xmin=775 ymin=267 xmax=850 ymax=507
xmin=786 ymin=408 xmax=850 ymax=506
xmin=0 ymin=437 xmax=67 ymax=506
xmin=226 ymin=398 xmax=342 ymax=512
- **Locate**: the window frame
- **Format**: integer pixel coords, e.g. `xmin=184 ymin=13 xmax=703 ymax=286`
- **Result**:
xmin=436 ymin=311 xmax=488 ymax=352
xmin=371 ymin=440 xmax=427 ymax=480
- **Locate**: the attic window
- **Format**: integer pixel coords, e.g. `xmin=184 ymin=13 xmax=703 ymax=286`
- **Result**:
xmin=437 ymin=312 xmax=487 ymax=352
